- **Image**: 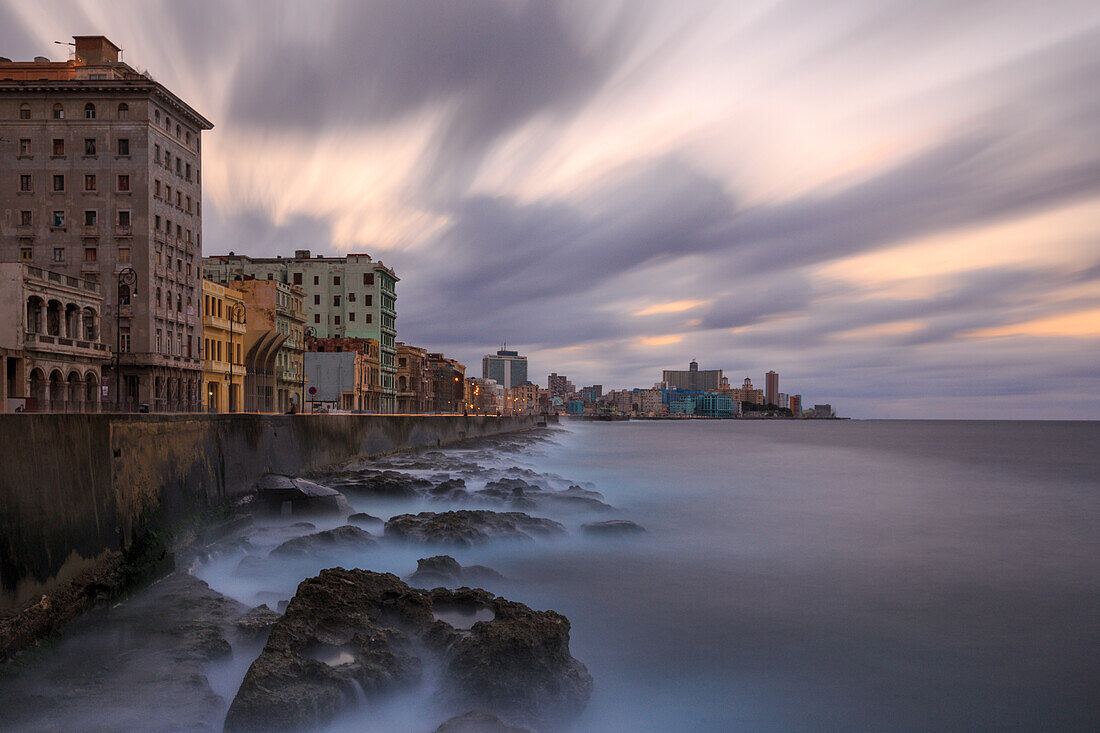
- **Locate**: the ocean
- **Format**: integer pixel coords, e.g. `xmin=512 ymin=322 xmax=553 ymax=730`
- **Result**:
xmin=2 ymin=419 xmax=1097 ymax=731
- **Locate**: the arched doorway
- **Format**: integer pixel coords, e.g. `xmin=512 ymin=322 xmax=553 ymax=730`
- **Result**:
xmin=85 ymin=373 xmax=99 ymax=412
xmin=67 ymin=371 xmax=83 ymax=412
xmin=29 ymin=368 xmax=46 ymax=411
xmin=48 ymin=369 xmax=64 ymax=411
xmin=46 ymin=300 xmax=63 ymax=336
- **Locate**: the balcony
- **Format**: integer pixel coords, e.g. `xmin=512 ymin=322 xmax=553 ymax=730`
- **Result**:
xmin=25 ymin=331 xmax=109 ymax=358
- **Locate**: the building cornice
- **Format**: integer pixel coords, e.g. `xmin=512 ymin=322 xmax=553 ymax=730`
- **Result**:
xmin=0 ymin=78 xmax=213 ymax=130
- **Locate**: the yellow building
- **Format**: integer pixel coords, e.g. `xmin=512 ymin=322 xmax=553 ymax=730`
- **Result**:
xmin=201 ymin=279 xmax=246 ymax=412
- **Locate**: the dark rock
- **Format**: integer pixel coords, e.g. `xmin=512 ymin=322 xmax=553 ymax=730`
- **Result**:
xmin=319 ymin=469 xmax=432 ymax=497
xmin=581 ymin=519 xmax=646 ymax=535
xmin=385 ymin=511 xmax=566 ymax=547
xmin=235 ymin=605 xmax=282 ymax=635
xmin=407 ymin=555 xmax=505 ymax=588
xmin=269 ymin=525 xmax=377 ymax=559
xmin=434 ymin=711 xmax=530 ymax=732
xmin=346 ymin=512 xmax=383 ymax=528
xmin=254 ymin=474 xmax=351 ymax=517
xmin=223 ymin=568 xmax=590 ymax=732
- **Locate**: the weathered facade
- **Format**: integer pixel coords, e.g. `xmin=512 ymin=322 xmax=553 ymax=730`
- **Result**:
xmin=0 ymin=262 xmax=108 ymax=411
xmin=427 ymin=353 xmax=466 ymax=413
xmin=200 ymin=279 xmax=246 ymax=412
xmin=0 ymin=36 xmax=213 ymax=410
xmin=231 ymin=279 xmax=306 ymax=413
xmin=395 ymin=341 xmax=432 ymax=413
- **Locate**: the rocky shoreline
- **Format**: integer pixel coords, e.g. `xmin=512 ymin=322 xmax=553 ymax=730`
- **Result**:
xmin=1 ymin=429 xmax=648 ymax=731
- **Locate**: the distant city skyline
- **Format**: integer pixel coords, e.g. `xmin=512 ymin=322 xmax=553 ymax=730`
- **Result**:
xmin=4 ymin=2 xmax=1097 ymax=418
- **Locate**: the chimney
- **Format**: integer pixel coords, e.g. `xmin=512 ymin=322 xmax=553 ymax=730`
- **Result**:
xmin=73 ymin=36 xmax=121 ymax=65
xmin=294 ymin=249 xmax=311 ymax=259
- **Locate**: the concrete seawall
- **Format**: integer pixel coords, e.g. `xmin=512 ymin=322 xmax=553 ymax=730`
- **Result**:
xmin=0 ymin=413 xmax=541 ymax=612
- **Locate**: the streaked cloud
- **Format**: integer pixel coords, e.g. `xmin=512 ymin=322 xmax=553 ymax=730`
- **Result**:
xmin=4 ymin=0 xmax=1099 ymax=417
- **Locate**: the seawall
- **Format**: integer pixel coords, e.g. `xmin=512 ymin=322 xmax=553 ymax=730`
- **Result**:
xmin=0 ymin=413 xmax=541 ymax=614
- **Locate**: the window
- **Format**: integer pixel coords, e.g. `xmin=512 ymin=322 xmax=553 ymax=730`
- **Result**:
xmin=185 ymin=163 xmax=191 ymax=181
xmin=117 ymin=138 xmax=129 ymax=155
xmin=333 ymin=295 xmax=341 ymax=306
xmin=186 ymin=196 xmax=192 ymax=213
xmin=84 ymin=138 xmax=96 ymax=155
xmin=117 ymin=102 xmax=129 ymax=119
xmin=117 ymin=174 xmax=130 ymax=192
xmin=365 ymin=294 xmax=372 ymax=306
xmin=165 ymin=184 xmax=171 ymax=200
xmin=118 ymin=210 xmax=131 ymax=228
xmin=364 ymin=273 xmax=374 ymax=285
xmin=156 ymin=330 xmax=162 ymax=352
xmin=314 ymin=314 xmax=320 ymax=323
xmin=186 ymin=228 xmax=192 ymax=243
xmin=175 ymin=124 xmax=181 ymax=138
xmin=348 ymin=292 xmax=356 ymax=302
xmin=52 ymin=211 xmax=65 ymax=227
xmin=156 ymin=287 xmax=162 ymax=307
xmin=292 ymin=272 xmax=302 ymax=285
xmin=176 ymin=159 xmax=182 ymax=175
xmin=185 ymin=131 xmax=191 ymax=145
xmin=53 ymin=139 xmax=65 ymax=155
xmin=118 ymin=248 xmax=131 ymax=262
xmin=19 ymin=138 xmax=30 ymax=155
xmin=313 ymin=294 xmax=320 ymax=305
xmin=20 ymin=211 xmax=32 ymax=226
xmin=84 ymin=174 xmax=97 ymax=191
xmin=313 ymin=275 xmax=319 ymax=285
xmin=334 ymin=315 xmax=341 ymax=325
xmin=84 ymin=103 xmax=96 ymax=119
xmin=154 ymin=144 xmax=161 ymax=162
xmin=164 ymin=115 xmax=170 ymax=131
xmin=155 ymin=180 xmax=161 ymax=197
xmin=119 ymin=326 xmax=130 ymax=352
xmin=84 ymin=247 xmax=97 ymax=262
xmin=53 ymin=174 xmax=65 ymax=191
xmin=52 ymin=247 xmax=64 ymax=262
xmin=266 ymin=273 xmax=272 ymax=280
xmin=176 ymin=224 xmax=182 ymax=238
xmin=334 ymin=275 xmax=341 ymax=286
xmin=365 ymin=313 xmax=372 ymax=324
xmin=349 ymin=312 xmax=356 ymax=322
xmin=20 ymin=175 xmax=32 ymax=191
xmin=20 ymin=247 xmax=32 ymax=262
xmin=84 ymin=210 xmax=97 ymax=226
xmin=155 ymin=215 xmax=161 ymax=230
xmin=155 ymin=110 xmax=160 ymax=124
xmin=19 ymin=103 xmax=30 ymax=119
xmin=53 ymin=104 xmax=64 ymax=119
xmin=176 ymin=191 xmax=181 ymax=207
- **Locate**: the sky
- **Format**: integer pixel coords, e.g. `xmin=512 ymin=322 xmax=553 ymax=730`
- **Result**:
xmin=3 ymin=0 xmax=1099 ymax=418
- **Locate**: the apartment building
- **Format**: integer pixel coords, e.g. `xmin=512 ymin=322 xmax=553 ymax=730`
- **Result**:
xmin=202 ymin=250 xmax=397 ymax=412
xmin=0 ymin=36 xmax=212 ymax=410
xmin=231 ymin=278 xmax=306 ymax=412
xmin=200 ymin=278 xmax=246 ymax=412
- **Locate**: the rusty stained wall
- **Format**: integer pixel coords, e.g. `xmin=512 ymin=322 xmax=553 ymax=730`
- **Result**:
xmin=0 ymin=413 xmax=539 ymax=611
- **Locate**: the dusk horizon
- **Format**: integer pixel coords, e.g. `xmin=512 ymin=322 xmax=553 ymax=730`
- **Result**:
xmin=3 ymin=0 xmax=1097 ymax=418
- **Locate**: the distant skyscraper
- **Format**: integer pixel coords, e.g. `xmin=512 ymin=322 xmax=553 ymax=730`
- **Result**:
xmin=789 ymin=394 xmax=802 ymax=417
xmin=663 ymin=360 xmax=723 ymax=391
xmin=765 ymin=371 xmax=779 ymax=406
xmin=547 ymin=372 xmax=568 ymax=398
xmin=482 ymin=348 xmax=528 ymax=389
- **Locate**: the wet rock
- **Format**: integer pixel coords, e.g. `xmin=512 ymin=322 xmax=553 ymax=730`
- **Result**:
xmin=269 ymin=525 xmax=377 ymax=559
xmin=581 ymin=519 xmax=646 ymax=536
xmin=235 ymin=604 xmax=282 ymax=636
xmin=254 ymin=474 xmax=352 ymax=517
xmin=430 ymin=477 xmax=471 ymax=501
xmin=320 ymin=468 xmax=432 ymax=497
xmin=407 ymin=556 xmax=505 ymax=588
xmin=224 ymin=568 xmax=591 ymax=732
xmin=385 ymin=510 xmax=566 ymax=547
xmin=347 ymin=511 xmax=383 ymax=528
xmin=434 ymin=711 xmax=530 ymax=732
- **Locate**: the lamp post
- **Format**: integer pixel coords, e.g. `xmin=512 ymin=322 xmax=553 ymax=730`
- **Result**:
xmin=230 ymin=301 xmax=245 ymax=412
xmin=301 ymin=325 xmax=314 ymax=413
xmin=115 ymin=267 xmax=137 ymax=411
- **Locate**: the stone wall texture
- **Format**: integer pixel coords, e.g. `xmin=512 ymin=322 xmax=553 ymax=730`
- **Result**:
xmin=0 ymin=413 xmax=539 ymax=611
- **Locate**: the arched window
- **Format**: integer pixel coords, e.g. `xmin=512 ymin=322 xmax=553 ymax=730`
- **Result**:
xmin=19 ymin=103 xmax=30 ymax=119
xmin=164 ymin=115 xmax=170 ymax=131
xmin=175 ymin=124 xmax=181 ymax=138
xmin=53 ymin=103 xmax=65 ymax=119
xmin=84 ymin=103 xmax=96 ymax=119
xmin=156 ymin=287 xmax=162 ymax=307
xmin=118 ymin=284 xmax=131 ymax=306
xmin=117 ymin=102 xmax=129 ymax=119
xmin=154 ymin=109 xmax=160 ymax=124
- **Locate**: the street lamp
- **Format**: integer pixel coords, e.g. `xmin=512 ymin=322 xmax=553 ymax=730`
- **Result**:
xmin=301 ymin=325 xmax=314 ymax=413
xmin=230 ymin=301 xmax=245 ymax=412
xmin=115 ymin=267 xmax=137 ymax=411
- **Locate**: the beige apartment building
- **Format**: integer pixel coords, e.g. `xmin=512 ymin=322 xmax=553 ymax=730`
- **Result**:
xmin=201 ymin=279 xmax=246 ymax=412
xmin=0 ymin=262 xmax=109 ymax=411
xmin=395 ymin=342 xmax=432 ymax=413
xmin=0 ymin=36 xmax=212 ymax=410
xmin=231 ymin=278 xmax=306 ymax=412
